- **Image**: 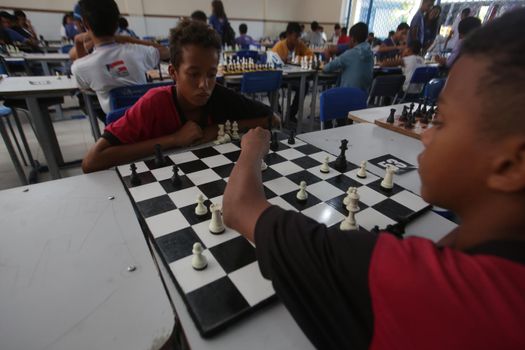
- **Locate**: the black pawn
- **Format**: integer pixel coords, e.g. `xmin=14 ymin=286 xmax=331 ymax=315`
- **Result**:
xmin=387 ymin=108 xmax=396 ymax=124
xmin=405 ymin=113 xmax=414 ymax=129
xmin=421 ymin=110 xmax=431 ymax=124
xmin=399 ymin=106 xmax=408 ymax=122
xmin=333 ymin=139 xmax=348 ymax=172
xmin=414 ymin=102 xmax=422 ymax=119
xmin=130 ymin=163 xmax=141 ymax=186
xmin=287 ymin=130 xmax=296 ymax=145
xmin=171 ymin=164 xmax=181 ymax=186
xmin=154 ymin=144 xmax=165 ymax=167
xmin=270 ymin=131 xmax=279 ymax=152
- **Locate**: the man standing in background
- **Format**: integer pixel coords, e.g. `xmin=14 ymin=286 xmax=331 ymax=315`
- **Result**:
xmin=445 ymin=8 xmax=471 ymax=50
xmin=408 ymin=0 xmax=435 ymax=46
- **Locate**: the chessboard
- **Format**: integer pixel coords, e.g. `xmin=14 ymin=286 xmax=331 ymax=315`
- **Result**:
xmin=220 ymin=57 xmax=278 ymax=76
xmin=375 ymin=103 xmax=436 ymax=140
xmin=116 ymin=133 xmax=431 ymax=337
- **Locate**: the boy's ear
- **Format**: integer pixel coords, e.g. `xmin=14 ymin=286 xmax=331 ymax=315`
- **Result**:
xmin=487 ymin=138 xmax=525 ymax=192
xmin=168 ymin=64 xmax=178 ymax=82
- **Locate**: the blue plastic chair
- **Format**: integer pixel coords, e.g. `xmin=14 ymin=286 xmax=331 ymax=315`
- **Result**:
xmin=108 ymin=81 xmax=173 ymax=111
xmin=367 ymin=74 xmax=406 ymax=106
xmin=423 ymin=78 xmax=446 ymax=104
xmin=60 ymin=44 xmax=73 ymax=54
xmin=402 ymin=66 xmax=439 ymax=102
xmin=320 ymin=87 xmax=368 ymax=129
xmin=158 ymin=38 xmax=169 ymax=46
xmin=106 ymin=106 xmax=130 ymax=125
xmin=0 ymin=56 xmax=8 ymax=75
xmin=240 ymin=70 xmax=283 ymax=111
xmin=235 ymin=50 xmax=259 ymax=62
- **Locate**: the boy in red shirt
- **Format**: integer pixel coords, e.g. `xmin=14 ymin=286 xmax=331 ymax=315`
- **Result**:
xmin=82 ymin=20 xmax=276 ymax=172
xmin=223 ymin=10 xmax=525 ymax=349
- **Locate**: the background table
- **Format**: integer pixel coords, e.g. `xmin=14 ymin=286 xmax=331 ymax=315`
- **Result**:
xmin=0 ymin=171 xmax=175 ymax=350
xmin=348 ymin=103 xmax=410 ymax=124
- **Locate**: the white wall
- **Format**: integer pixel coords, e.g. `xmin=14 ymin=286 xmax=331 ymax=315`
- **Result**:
xmin=1 ymin=0 xmax=344 ymax=40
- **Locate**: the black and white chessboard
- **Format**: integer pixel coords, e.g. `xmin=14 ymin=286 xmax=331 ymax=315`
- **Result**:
xmin=117 ymin=135 xmax=430 ymax=337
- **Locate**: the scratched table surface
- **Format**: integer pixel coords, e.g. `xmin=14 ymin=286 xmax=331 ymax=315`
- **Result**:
xmin=0 ymin=171 xmax=174 ymax=350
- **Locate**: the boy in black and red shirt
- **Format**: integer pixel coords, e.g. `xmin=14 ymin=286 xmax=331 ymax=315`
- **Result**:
xmin=223 ymin=10 xmax=525 ymax=350
xmin=82 ymin=20 xmax=275 ymax=173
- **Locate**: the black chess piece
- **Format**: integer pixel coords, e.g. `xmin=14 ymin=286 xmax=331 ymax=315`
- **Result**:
xmin=421 ymin=110 xmax=431 ymax=124
xmin=421 ymin=98 xmax=428 ymax=115
xmin=154 ymin=144 xmax=165 ymax=167
xmin=171 ymin=164 xmax=181 ymax=186
xmin=130 ymin=163 xmax=141 ymax=186
xmin=270 ymin=131 xmax=279 ymax=151
xmin=287 ymin=130 xmax=296 ymax=145
xmin=387 ymin=108 xmax=396 ymax=124
xmin=414 ymin=102 xmax=422 ymax=119
xmin=399 ymin=106 xmax=408 ymax=122
xmin=333 ymin=139 xmax=349 ymax=172
xmin=405 ymin=113 xmax=414 ymax=129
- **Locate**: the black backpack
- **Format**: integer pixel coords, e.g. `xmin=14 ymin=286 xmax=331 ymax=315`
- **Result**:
xmin=222 ymin=20 xmax=236 ymax=47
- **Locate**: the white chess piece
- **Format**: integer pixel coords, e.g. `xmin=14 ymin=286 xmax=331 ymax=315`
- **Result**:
xmin=191 ymin=242 xmax=208 ymax=270
xmin=215 ymin=124 xmax=226 ymax=144
xmin=231 ymin=121 xmax=240 ymax=140
xmin=209 ymin=203 xmax=226 ymax=234
xmin=222 ymin=133 xmax=232 ymax=143
xmin=340 ymin=210 xmax=359 ymax=231
xmin=343 ymin=187 xmax=355 ymax=206
xmin=380 ymin=165 xmax=397 ymax=190
xmin=261 ymin=160 xmax=268 ymax=171
xmin=296 ymin=181 xmax=308 ymax=201
xmin=195 ymin=194 xmax=208 ymax=216
xmin=356 ymin=161 xmax=367 ymax=179
xmin=225 ymin=120 xmax=231 ymax=135
xmin=320 ymin=156 xmax=330 ymax=173
xmin=347 ymin=188 xmax=360 ymax=212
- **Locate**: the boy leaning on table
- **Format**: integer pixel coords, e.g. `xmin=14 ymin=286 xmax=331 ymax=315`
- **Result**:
xmin=82 ymin=20 xmax=277 ymax=173
xmin=223 ymin=9 xmax=525 ymax=350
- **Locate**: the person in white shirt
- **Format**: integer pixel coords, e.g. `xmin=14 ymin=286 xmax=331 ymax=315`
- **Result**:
xmin=401 ymin=41 xmax=425 ymax=92
xmin=445 ymin=7 xmax=470 ymax=51
xmin=304 ymin=21 xmax=325 ymax=46
xmin=329 ymin=24 xmax=341 ymax=44
xmin=71 ymin=0 xmax=169 ymax=114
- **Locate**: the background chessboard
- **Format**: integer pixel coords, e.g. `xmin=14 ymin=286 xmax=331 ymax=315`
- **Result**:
xmin=117 ymin=134 xmax=430 ymax=337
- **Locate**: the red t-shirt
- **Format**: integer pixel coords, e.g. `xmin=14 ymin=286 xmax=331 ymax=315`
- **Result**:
xmin=103 ymin=84 xmax=273 ymax=145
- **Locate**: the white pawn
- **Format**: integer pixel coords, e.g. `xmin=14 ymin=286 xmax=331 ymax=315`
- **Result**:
xmin=381 ymin=165 xmax=397 ymax=190
xmin=320 ymin=156 xmax=330 ymax=173
xmin=343 ymin=186 xmax=355 ymax=206
xmin=356 ymin=160 xmax=367 ymax=179
xmin=296 ymin=181 xmax=308 ymax=201
xmin=347 ymin=188 xmax=360 ymax=212
xmin=195 ymin=194 xmax=208 ymax=216
xmin=261 ymin=159 xmax=268 ymax=171
xmin=222 ymin=133 xmax=232 ymax=143
xmin=231 ymin=121 xmax=240 ymax=140
xmin=225 ymin=120 xmax=231 ymax=135
xmin=209 ymin=203 xmax=225 ymax=234
xmin=215 ymin=124 xmax=226 ymax=145
xmin=340 ymin=210 xmax=359 ymax=231
xmin=191 ymin=242 xmax=208 ymax=270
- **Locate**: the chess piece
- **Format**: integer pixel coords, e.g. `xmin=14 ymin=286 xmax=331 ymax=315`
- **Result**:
xmin=171 ymin=164 xmax=181 ymax=186
xmin=356 ymin=161 xmax=367 ymax=179
xmin=340 ymin=210 xmax=359 ymax=231
xmin=380 ymin=165 xmax=396 ymax=190
xmin=222 ymin=133 xmax=232 ymax=143
xmin=195 ymin=194 xmax=208 ymax=216
xmin=231 ymin=121 xmax=240 ymax=140
xmin=296 ymin=181 xmax=308 ymax=201
xmin=347 ymin=188 xmax=360 ymax=212
xmin=399 ymin=106 xmax=408 ymax=122
xmin=130 ymin=163 xmax=141 ymax=186
xmin=320 ymin=156 xmax=330 ymax=173
xmin=225 ymin=120 xmax=231 ymax=135
xmin=55 ymin=71 xmax=61 ymax=80
xmin=421 ymin=110 xmax=431 ymax=125
xmin=343 ymin=187 xmax=355 ymax=206
xmin=261 ymin=159 xmax=268 ymax=171
xmin=191 ymin=242 xmax=208 ymax=270
xmin=333 ymin=139 xmax=349 ymax=172
xmin=287 ymin=130 xmax=295 ymax=145
xmin=154 ymin=144 xmax=165 ymax=167
xmin=387 ymin=108 xmax=396 ymax=124
xmin=215 ymin=124 xmax=226 ymax=144
xmin=209 ymin=203 xmax=226 ymax=234
xmin=270 ymin=131 xmax=279 ymax=152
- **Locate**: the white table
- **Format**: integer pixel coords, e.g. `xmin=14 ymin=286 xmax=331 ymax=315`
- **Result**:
xmin=0 ymin=76 xmax=101 ymax=179
xmin=298 ymin=123 xmax=456 ymax=242
xmin=348 ymin=103 xmax=410 ymax=124
xmin=3 ymin=53 xmax=71 ymax=75
xmin=0 ymin=171 xmax=175 ymax=350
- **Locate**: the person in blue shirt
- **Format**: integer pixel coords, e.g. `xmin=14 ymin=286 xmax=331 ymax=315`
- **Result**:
xmin=409 ymin=0 xmax=434 ymax=46
xmin=376 ymin=22 xmax=409 ymax=61
xmin=235 ymin=23 xmax=256 ymax=48
xmin=0 ymin=11 xmax=30 ymax=44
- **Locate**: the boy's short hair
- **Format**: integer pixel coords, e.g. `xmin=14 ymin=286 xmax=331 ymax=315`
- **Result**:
xmin=286 ymin=22 xmax=301 ymax=36
xmin=460 ymin=8 xmax=525 ymax=137
xmin=458 ymin=16 xmax=481 ymax=36
xmin=79 ymin=0 xmax=119 ymax=37
xmin=310 ymin=21 xmax=319 ymax=31
xmin=334 ymin=24 xmax=341 ymax=30
xmin=0 ymin=11 xmax=14 ymax=22
xmin=13 ymin=10 xmax=26 ymax=19
xmin=349 ymin=22 xmax=368 ymax=43
xmin=169 ymin=19 xmax=221 ymax=68
xmin=461 ymin=8 xmax=471 ymax=17
xmin=118 ymin=17 xmax=128 ymax=30
xmin=397 ymin=22 xmax=409 ymax=31
xmin=239 ymin=23 xmax=247 ymax=34
xmin=279 ymin=31 xmax=286 ymax=40
xmin=190 ymin=10 xmax=207 ymax=22
xmin=408 ymin=40 xmax=422 ymax=55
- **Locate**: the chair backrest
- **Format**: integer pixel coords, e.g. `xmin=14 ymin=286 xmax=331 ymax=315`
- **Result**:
xmin=106 ymin=106 xmax=130 ymax=125
xmin=409 ymin=66 xmax=439 ymax=85
xmin=320 ymin=87 xmax=368 ymax=124
xmin=240 ymin=70 xmax=283 ymax=94
xmin=0 ymin=56 xmax=9 ymax=75
xmin=367 ymin=74 xmax=405 ymax=105
xmin=60 ymin=44 xmax=73 ymax=54
xmin=235 ymin=50 xmax=259 ymax=61
xmin=109 ymin=81 xmax=173 ymax=111
xmin=158 ymin=38 xmax=169 ymax=47
xmin=423 ymin=78 xmax=446 ymax=104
